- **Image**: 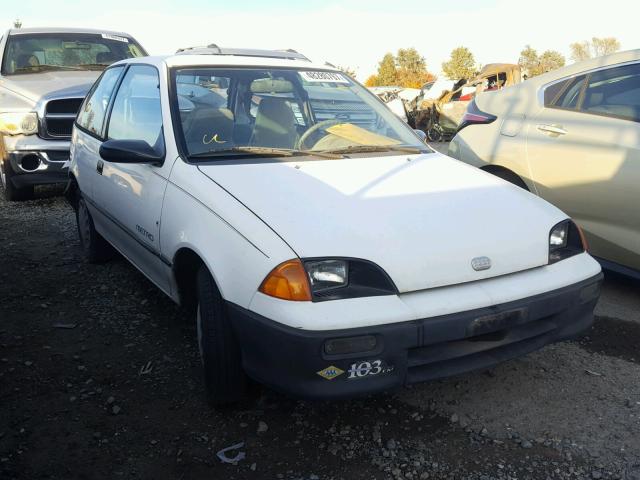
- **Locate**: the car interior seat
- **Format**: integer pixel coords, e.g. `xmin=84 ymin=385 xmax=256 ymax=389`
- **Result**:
xmin=184 ymin=107 xmax=235 ymax=154
xmin=248 ymin=78 xmax=299 ymax=149
xmin=15 ymin=54 xmax=39 ymax=71
xmin=250 ymin=97 xmax=299 ymax=149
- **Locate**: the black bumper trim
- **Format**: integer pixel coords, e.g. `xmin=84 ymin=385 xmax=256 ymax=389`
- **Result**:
xmin=11 ymin=171 xmax=68 ymax=188
xmin=229 ymin=272 xmax=603 ymax=399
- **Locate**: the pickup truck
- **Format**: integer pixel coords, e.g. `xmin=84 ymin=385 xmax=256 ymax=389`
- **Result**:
xmin=0 ymin=27 xmax=146 ymax=200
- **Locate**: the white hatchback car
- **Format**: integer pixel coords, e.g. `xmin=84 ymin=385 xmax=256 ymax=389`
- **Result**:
xmin=67 ymin=47 xmax=603 ymax=405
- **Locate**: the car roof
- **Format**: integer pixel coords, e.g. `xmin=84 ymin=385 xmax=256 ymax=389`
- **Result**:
xmin=529 ymin=48 xmax=640 ymax=84
xmin=113 ymin=54 xmax=337 ymax=72
xmin=8 ymin=27 xmax=134 ymax=37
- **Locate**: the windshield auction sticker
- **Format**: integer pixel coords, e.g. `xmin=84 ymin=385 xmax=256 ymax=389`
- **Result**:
xmin=101 ymin=34 xmax=129 ymax=43
xmin=299 ymin=71 xmax=350 ymax=84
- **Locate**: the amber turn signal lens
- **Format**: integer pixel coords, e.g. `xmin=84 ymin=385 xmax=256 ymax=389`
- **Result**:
xmin=259 ymin=259 xmax=312 ymax=301
xmin=576 ymin=224 xmax=589 ymax=252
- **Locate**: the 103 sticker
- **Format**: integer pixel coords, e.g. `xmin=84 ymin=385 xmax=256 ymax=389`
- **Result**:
xmin=347 ymin=360 xmax=394 ymax=379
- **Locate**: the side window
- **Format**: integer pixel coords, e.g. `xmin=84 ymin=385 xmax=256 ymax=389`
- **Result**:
xmin=107 ymin=65 xmax=163 ymax=147
xmin=581 ymin=63 xmax=640 ymax=122
xmin=76 ymin=66 xmax=124 ymax=136
xmin=552 ymin=75 xmax=587 ymax=110
xmin=544 ymin=78 xmax=571 ymax=106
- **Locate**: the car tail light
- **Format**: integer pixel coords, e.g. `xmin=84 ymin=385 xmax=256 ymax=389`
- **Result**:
xmin=457 ymin=100 xmax=497 ymax=133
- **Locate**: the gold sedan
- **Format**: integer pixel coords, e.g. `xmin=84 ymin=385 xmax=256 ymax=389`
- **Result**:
xmin=449 ymin=49 xmax=640 ymax=277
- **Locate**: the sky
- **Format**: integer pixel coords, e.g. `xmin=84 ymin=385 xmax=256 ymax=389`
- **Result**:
xmin=1 ymin=0 xmax=636 ymax=80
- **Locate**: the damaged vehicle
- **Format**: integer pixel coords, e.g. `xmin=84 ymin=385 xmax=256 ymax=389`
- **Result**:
xmin=416 ymin=64 xmax=522 ymax=140
xmin=369 ymin=86 xmax=423 ymax=125
xmin=0 ymin=27 xmax=147 ymax=200
xmin=68 ymin=47 xmax=602 ymax=405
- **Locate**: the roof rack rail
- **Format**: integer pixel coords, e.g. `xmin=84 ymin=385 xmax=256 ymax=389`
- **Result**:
xmin=174 ymin=46 xmax=311 ymax=62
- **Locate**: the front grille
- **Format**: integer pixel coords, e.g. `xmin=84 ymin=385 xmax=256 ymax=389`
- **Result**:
xmin=41 ymin=98 xmax=84 ymax=139
xmin=46 ymin=98 xmax=84 ymax=114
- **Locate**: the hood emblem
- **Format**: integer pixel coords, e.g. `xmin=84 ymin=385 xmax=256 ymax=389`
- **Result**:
xmin=471 ymin=256 xmax=492 ymax=271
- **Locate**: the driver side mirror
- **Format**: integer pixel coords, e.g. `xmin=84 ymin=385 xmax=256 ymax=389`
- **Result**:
xmin=413 ymin=129 xmax=428 ymax=143
xmin=99 ymin=139 xmax=164 ymax=165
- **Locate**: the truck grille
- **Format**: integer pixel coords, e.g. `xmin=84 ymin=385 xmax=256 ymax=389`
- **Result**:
xmin=41 ymin=98 xmax=84 ymax=139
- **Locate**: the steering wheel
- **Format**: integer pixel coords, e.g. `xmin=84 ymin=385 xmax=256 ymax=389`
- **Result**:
xmin=296 ymin=119 xmax=342 ymax=150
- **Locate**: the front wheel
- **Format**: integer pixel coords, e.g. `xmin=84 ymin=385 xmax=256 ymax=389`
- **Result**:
xmin=76 ymin=195 xmax=114 ymax=263
xmin=196 ymin=266 xmax=249 ymax=406
xmin=1 ymin=160 xmax=34 ymax=201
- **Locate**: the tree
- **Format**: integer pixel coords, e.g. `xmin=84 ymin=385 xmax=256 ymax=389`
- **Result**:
xmin=539 ymin=50 xmax=566 ymax=73
xmin=368 ymin=49 xmax=434 ymax=88
xmin=395 ymin=48 xmax=434 ymax=88
xmin=364 ymin=75 xmax=379 ymax=87
xmin=338 ymin=66 xmax=357 ymax=79
xmin=519 ymin=45 xmax=565 ymax=77
xmin=519 ymin=45 xmax=540 ymax=77
xmin=570 ymin=41 xmax=591 ymax=62
xmin=441 ymin=47 xmax=476 ymax=80
xmin=376 ymin=53 xmax=398 ymax=86
xmin=13 ymin=19 xmax=22 ymax=29
xmin=592 ymin=37 xmax=621 ymax=57
xmin=570 ymin=37 xmax=621 ymax=62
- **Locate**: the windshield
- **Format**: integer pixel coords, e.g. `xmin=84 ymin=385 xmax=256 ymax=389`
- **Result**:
xmin=1 ymin=33 xmax=146 ymax=75
xmin=172 ymin=67 xmax=428 ymax=158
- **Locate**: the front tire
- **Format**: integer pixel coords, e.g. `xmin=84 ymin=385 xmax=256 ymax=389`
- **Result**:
xmin=76 ymin=195 xmax=113 ymax=263
xmin=1 ymin=160 xmax=34 ymax=201
xmin=196 ymin=266 xmax=248 ymax=406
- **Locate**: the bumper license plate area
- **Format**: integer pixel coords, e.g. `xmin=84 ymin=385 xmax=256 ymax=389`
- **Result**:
xmin=466 ymin=308 xmax=527 ymax=338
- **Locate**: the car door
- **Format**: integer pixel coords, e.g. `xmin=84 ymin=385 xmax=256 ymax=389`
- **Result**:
xmin=73 ymin=65 xmax=125 ymax=200
xmin=525 ymin=62 xmax=640 ymax=271
xmin=93 ymin=64 xmax=172 ymax=292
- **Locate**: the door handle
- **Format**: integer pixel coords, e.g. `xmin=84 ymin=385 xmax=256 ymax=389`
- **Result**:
xmin=536 ymin=124 xmax=567 ymax=136
xmin=96 ymin=160 xmax=104 ymax=175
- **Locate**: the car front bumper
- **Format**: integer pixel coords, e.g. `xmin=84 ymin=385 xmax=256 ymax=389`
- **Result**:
xmin=230 ymin=272 xmax=603 ymax=399
xmin=2 ymin=135 xmax=70 ymax=187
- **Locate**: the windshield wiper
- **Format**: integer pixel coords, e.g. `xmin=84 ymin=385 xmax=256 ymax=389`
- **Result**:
xmin=319 ymin=145 xmax=426 ymax=155
xmin=76 ymin=63 xmax=110 ymax=70
xmin=15 ymin=64 xmax=86 ymax=73
xmin=189 ymin=146 xmax=342 ymax=160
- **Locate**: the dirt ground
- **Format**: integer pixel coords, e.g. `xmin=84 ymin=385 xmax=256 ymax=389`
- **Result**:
xmin=1 ymin=186 xmax=639 ymax=480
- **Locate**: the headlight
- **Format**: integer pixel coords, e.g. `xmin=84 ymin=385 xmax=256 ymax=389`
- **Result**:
xmin=306 ymin=259 xmax=348 ymax=292
xmin=259 ymin=258 xmax=397 ymax=302
xmin=549 ymin=220 xmax=586 ymax=264
xmin=0 ymin=112 xmax=38 ymax=135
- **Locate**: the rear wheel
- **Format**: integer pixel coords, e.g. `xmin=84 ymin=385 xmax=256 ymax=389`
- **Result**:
xmin=76 ymin=195 xmax=114 ymax=263
xmin=196 ymin=266 xmax=249 ymax=406
xmin=1 ymin=160 xmax=34 ymax=201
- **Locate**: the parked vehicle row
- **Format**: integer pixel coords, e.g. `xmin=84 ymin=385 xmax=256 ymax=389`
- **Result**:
xmin=65 ymin=47 xmax=602 ymax=404
xmin=0 ymin=27 xmax=146 ymax=200
xmin=3 ymin=27 xmax=634 ymax=405
xmin=449 ymin=49 xmax=640 ymax=278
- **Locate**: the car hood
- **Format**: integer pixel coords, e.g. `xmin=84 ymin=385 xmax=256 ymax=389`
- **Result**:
xmin=198 ymin=153 xmax=566 ymax=293
xmin=0 ymin=71 xmax=99 ymax=104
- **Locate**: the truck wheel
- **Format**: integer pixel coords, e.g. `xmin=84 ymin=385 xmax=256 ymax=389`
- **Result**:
xmin=76 ymin=195 xmax=113 ymax=263
xmin=196 ymin=265 xmax=248 ymax=406
xmin=1 ymin=160 xmax=34 ymax=201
